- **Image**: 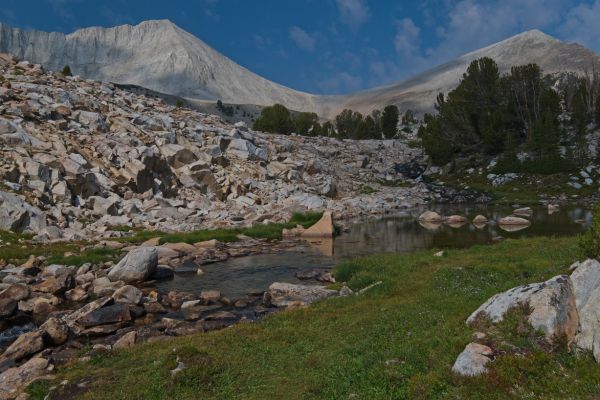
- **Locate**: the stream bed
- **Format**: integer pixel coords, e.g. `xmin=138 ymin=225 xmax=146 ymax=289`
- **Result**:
xmin=157 ymin=204 xmax=591 ymax=299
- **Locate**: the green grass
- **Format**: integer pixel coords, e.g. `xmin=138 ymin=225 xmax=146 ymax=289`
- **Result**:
xmin=117 ymin=212 xmax=324 ymax=245
xmin=0 ymin=230 xmax=34 ymax=243
xmin=442 ymin=172 xmax=598 ymax=204
xmin=0 ymin=230 xmax=121 ymax=267
xmin=359 ymin=185 xmax=378 ymax=195
xmin=0 ymin=212 xmax=323 ymax=266
xmin=30 ymin=236 xmax=600 ymax=399
xmin=46 ymin=247 xmax=123 ymax=266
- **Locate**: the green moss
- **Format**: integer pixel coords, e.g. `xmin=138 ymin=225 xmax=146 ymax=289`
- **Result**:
xmin=36 ymin=236 xmax=600 ymax=400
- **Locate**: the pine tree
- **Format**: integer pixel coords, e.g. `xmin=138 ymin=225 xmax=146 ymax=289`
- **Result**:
xmin=253 ymin=104 xmax=294 ymax=134
xmin=381 ymin=105 xmax=399 ymax=139
xmin=61 ymin=65 xmax=72 ymax=76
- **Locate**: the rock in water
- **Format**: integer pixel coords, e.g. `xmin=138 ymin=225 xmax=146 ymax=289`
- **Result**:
xmin=472 ymin=215 xmax=488 ymax=224
xmin=498 ymin=216 xmax=530 ymax=226
xmin=513 ymin=207 xmax=533 ymax=217
xmin=418 ymin=211 xmax=443 ymax=222
xmin=452 ymin=343 xmax=494 ymax=376
xmin=108 ymin=247 xmax=158 ymax=283
xmin=466 ymin=275 xmax=578 ymax=342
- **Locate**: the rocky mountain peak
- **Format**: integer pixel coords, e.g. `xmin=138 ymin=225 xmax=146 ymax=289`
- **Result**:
xmin=1 ymin=20 xmax=598 ymax=121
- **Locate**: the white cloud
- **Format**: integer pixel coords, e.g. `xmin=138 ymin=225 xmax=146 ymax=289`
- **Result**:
xmin=424 ymin=0 xmax=567 ymax=63
xmin=253 ymin=34 xmax=272 ymax=49
xmin=47 ymin=0 xmax=76 ymax=20
xmin=319 ymin=71 xmax=363 ymax=92
xmin=289 ymin=26 xmax=315 ymax=52
xmin=560 ymin=0 xmax=600 ymax=51
xmin=336 ymin=0 xmax=370 ymax=29
xmin=394 ymin=18 xmax=421 ymax=58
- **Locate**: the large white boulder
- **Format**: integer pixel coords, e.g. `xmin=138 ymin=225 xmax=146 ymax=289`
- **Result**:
xmin=107 ymin=247 xmax=158 ymax=283
xmin=571 ymin=259 xmax=600 ymax=360
xmin=467 ymin=275 xmax=578 ymax=342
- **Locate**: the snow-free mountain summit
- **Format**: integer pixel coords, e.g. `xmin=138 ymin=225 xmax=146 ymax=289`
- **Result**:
xmin=1 ymin=20 xmax=599 ymax=119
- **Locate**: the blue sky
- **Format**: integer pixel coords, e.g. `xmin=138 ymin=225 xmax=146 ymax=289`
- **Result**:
xmin=2 ymin=0 xmax=600 ymax=94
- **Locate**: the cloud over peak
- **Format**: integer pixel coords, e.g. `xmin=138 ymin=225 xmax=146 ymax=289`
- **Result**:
xmin=336 ymin=0 xmax=370 ymax=29
xmin=289 ymin=26 xmax=315 ymax=52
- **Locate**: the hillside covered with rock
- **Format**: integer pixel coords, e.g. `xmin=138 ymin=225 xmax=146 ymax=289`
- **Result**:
xmin=0 ymin=53 xmax=435 ymax=242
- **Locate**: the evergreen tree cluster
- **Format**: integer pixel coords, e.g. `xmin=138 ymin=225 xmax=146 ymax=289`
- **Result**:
xmin=216 ymin=100 xmax=235 ymax=117
xmin=253 ymin=103 xmax=412 ymax=140
xmin=419 ymin=57 xmax=600 ymax=174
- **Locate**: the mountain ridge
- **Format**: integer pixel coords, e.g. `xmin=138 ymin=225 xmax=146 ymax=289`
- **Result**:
xmin=1 ymin=20 xmax=599 ymax=119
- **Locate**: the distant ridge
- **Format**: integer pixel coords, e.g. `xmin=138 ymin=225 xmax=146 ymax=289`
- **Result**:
xmin=337 ymin=29 xmax=600 ymax=118
xmin=1 ymin=20 xmax=599 ymax=119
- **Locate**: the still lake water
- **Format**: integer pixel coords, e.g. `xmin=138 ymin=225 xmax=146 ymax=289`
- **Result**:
xmin=157 ymin=204 xmax=591 ymax=299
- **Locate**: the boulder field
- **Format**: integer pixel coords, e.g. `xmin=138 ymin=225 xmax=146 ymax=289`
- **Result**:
xmin=0 ymin=53 xmax=439 ymax=243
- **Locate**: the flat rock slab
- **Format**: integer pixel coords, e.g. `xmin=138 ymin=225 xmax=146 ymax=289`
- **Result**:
xmin=268 ymin=282 xmax=338 ymax=306
xmin=78 ymin=303 xmax=132 ymax=328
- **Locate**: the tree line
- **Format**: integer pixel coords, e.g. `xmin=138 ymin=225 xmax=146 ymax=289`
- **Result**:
xmin=252 ymin=103 xmax=416 ymax=140
xmin=418 ymin=57 xmax=600 ymax=174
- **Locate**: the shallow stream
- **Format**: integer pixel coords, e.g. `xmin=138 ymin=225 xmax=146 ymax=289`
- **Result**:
xmin=157 ymin=204 xmax=591 ymax=298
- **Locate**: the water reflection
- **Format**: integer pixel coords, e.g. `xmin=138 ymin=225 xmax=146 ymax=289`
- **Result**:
xmin=157 ymin=204 xmax=591 ymax=298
